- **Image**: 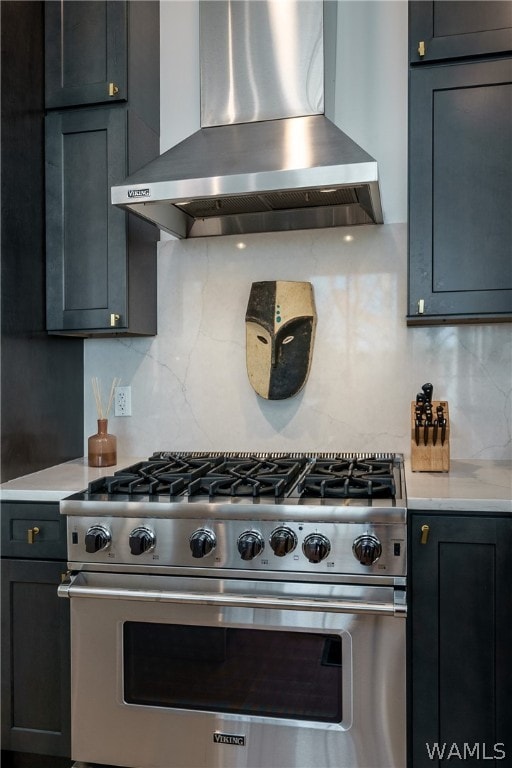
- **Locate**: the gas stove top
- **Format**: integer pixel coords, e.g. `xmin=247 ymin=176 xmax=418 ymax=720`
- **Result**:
xmin=61 ymin=453 xmax=406 ymax=579
xmin=69 ymin=452 xmax=404 ymax=508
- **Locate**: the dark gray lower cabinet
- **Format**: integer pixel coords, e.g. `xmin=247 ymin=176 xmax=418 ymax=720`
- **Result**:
xmin=408 ymin=57 xmax=512 ymax=324
xmin=1 ymin=503 xmax=70 ymax=762
xmin=409 ymin=513 xmax=512 ymax=766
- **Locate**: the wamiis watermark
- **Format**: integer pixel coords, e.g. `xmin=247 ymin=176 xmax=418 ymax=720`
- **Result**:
xmin=426 ymin=743 xmax=506 ymax=760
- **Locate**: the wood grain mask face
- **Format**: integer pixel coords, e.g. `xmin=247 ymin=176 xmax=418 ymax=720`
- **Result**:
xmin=245 ymin=281 xmax=316 ymax=400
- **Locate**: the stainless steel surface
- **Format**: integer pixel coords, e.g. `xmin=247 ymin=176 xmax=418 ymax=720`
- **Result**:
xmin=64 ymin=515 xmax=406 ymax=577
xmin=72 ymin=764 xmax=120 ymax=768
xmin=111 ymin=0 xmax=383 ymax=237
xmin=61 ymin=451 xmax=407 ymax=768
xmin=65 ymin=573 xmax=406 ymax=768
xmin=200 ymin=0 xmax=324 ymax=127
xmin=62 ymin=495 xmax=405 ymax=520
xmin=59 ymin=570 xmax=407 ymax=616
xmin=62 ymin=453 xmax=406 ymax=577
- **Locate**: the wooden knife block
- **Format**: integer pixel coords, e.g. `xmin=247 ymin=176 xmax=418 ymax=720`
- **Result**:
xmin=410 ymin=400 xmax=450 ymax=472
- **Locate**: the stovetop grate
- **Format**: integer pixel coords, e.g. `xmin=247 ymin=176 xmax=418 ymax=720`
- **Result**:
xmin=86 ymin=452 xmax=403 ymax=503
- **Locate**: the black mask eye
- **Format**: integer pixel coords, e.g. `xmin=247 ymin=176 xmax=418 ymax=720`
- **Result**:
xmin=257 ymin=336 xmax=268 ymax=344
xmin=282 ymin=335 xmax=294 ymax=345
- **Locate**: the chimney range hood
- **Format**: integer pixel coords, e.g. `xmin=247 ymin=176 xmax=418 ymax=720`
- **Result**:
xmin=111 ymin=0 xmax=383 ymax=239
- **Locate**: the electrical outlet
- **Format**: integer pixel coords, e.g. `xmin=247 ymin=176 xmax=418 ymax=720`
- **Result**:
xmin=114 ymin=386 xmax=132 ymax=417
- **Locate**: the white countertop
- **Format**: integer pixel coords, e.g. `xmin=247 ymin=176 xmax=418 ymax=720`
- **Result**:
xmin=1 ymin=456 xmax=511 ymax=512
xmin=0 ymin=456 xmax=145 ymax=502
xmin=405 ymin=460 xmax=511 ymax=513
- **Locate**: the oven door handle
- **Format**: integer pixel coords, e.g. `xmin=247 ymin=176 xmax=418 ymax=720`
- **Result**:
xmin=58 ymin=578 xmax=407 ymax=616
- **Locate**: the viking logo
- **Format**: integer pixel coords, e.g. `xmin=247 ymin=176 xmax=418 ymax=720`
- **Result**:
xmin=213 ymin=732 xmax=246 ymax=746
xmin=127 ymin=188 xmax=150 ymax=198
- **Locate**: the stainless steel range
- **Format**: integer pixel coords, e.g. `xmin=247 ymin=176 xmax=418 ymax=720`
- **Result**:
xmin=59 ymin=452 xmax=407 ymax=768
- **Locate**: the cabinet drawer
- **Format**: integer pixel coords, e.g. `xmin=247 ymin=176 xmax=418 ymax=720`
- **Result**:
xmin=1 ymin=502 xmax=67 ymax=560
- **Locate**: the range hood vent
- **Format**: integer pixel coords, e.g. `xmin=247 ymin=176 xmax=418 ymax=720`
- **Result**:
xmin=111 ymin=0 xmax=383 ymax=238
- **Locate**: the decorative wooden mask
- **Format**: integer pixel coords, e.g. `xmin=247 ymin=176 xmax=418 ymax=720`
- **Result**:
xmin=245 ymin=280 xmax=317 ymax=400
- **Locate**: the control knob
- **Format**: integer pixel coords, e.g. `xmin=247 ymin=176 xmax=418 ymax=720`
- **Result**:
xmin=269 ymin=527 xmax=297 ymax=557
xmin=237 ymin=530 xmax=264 ymax=561
xmin=302 ymin=533 xmax=330 ymax=563
xmin=84 ymin=525 xmax=111 ymax=554
xmin=128 ymin=526 xmax=155 ymax=556
xmin=352 ymin=533 xmax=382 ymax=566
xmin=189 ymin=528 xmax=216 ymax=558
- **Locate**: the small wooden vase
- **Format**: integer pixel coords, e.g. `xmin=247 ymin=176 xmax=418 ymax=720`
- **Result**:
xmin=88 ymin=418 xmax=117 ymax=467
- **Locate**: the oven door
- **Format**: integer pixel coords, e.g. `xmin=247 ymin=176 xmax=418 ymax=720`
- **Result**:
xmin=60 ymin=571 xmax=406 ymax=768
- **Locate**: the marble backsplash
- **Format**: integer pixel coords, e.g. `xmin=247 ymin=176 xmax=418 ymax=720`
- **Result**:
xmin=84 ymin=223 xmax=511 ymax=461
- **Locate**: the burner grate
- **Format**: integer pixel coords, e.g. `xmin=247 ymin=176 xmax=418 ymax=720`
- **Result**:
xmin=86 ymin=453 xmax=400 ymax=502
xmin=186 ymin=456 xmax=307 ymax=500
xmin=300 ymin=458 xmax=396 ymax=500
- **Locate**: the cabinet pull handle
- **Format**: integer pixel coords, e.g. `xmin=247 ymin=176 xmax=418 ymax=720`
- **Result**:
xmin=27 ymin=526 xmax=40 ymax=544
xmin=108 ymin=82 xmax=119 ymax=97
xmin=110 ymin=313 xmax=120 ymax=327
xmin=420 ymin=524 xmax=430 ymax=545
xmin=418 ymin=41 xmax=426 ymax=57
xmin=417 ymin=299 xmax=425 ymax=315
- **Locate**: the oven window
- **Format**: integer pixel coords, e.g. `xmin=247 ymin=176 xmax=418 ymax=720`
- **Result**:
xmin=123 ymin=623 xmax=342 ymax=723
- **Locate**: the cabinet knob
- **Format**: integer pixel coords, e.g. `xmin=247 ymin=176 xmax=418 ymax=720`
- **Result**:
xmin=420 ymin=524 xmax=430 ymax=545
xmin=417 ymin=299 xmax=425 ymax=315
xmin=418 ymin=41 xmax=426 ymax=57
xmin=110 ymin=313 xmax=120 ymax=327
xmin=27 ymin=526 xmax=40 ymax=544
xmin=108 ymin=82 xmax=119 ymax=97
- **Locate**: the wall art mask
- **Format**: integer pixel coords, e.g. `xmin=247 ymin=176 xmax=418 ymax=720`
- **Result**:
xmin=245 ymin=280 xmax=317 ymax=400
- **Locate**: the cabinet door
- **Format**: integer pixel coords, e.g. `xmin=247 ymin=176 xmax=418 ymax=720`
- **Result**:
xmin=46 ymin=106 xmax=130 ymax=333
xmin=1 ymin=559 xmax=70 ymax=757
xmin=45 ymin=0 xmax=127 ymax=108
xmin=409 ymin=514 xmax=512 ymax=767
xmin=409 ymin=1 xmax=512 ymax=64
xmin=408 ymin=58 xmax=512 ymax=323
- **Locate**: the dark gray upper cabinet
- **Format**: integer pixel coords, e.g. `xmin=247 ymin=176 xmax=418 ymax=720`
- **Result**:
xmin=45 ymin=1 xmax=159 ymax=337
xmin=408 ymin=57 xmax=512 ymax=323
xmin=408 ymin=0 xmax=512 ymax=325
xmin=45 ymin=0 xmax=128 ymax=108
xmin=409 ymin=1 xmax=512 ymax=64
xmin=46 ymin=106 xmax=158 ymax=336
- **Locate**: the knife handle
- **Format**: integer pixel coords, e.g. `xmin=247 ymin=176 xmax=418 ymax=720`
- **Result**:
xmin=422 ymin=383 xmax=433 ymax=403
xmin=432 ymin=419 xmax=438 ymax=446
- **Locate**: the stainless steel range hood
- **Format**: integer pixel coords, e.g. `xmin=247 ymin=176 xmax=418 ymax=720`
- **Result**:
xmin=111 ymin=0 xmax=383 ymax=239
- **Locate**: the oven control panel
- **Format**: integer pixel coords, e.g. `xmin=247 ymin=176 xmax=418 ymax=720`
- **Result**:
xmin=66 ymin=516 xmax=406 ymax=577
